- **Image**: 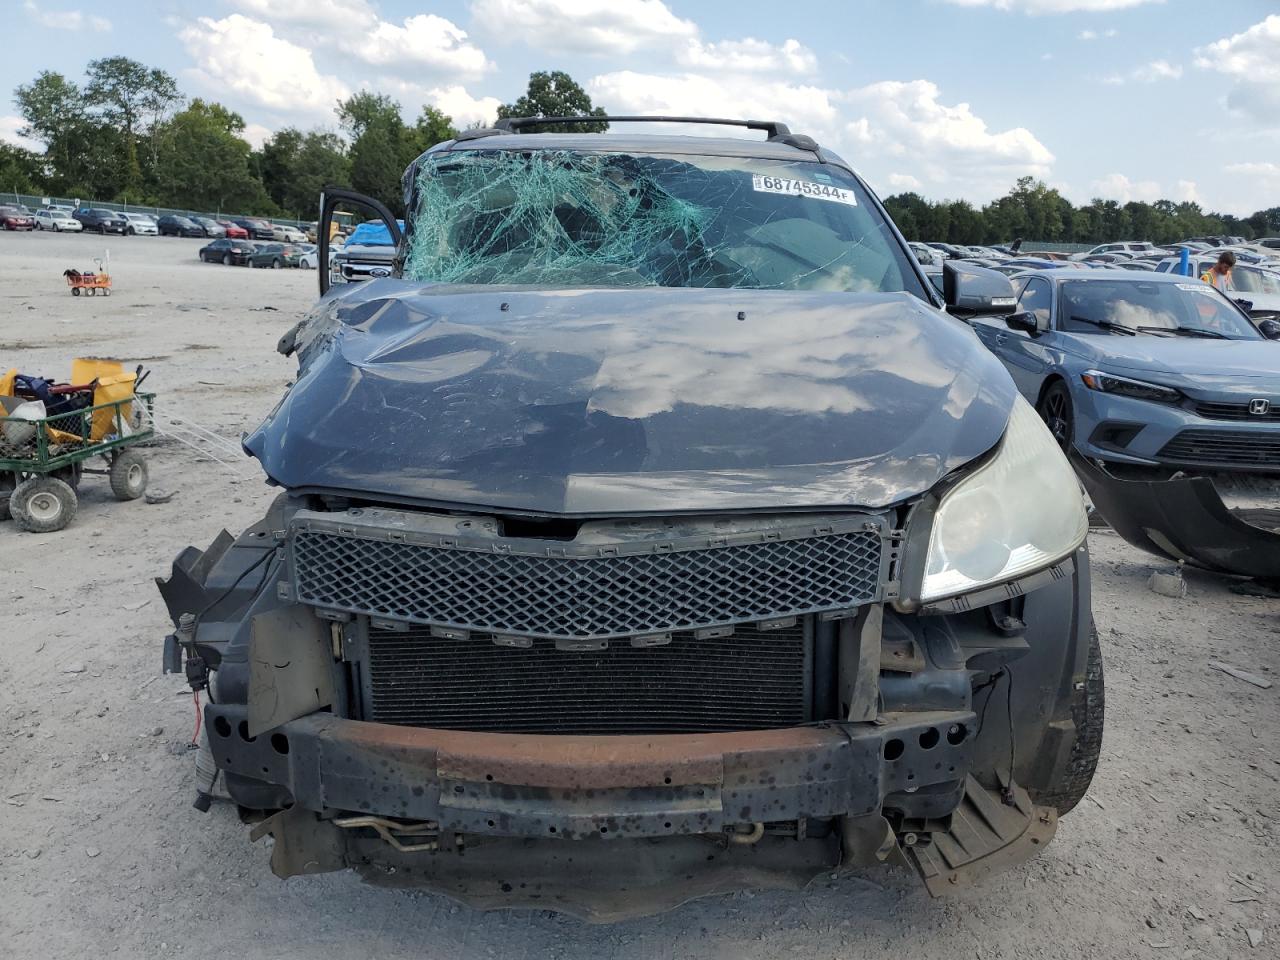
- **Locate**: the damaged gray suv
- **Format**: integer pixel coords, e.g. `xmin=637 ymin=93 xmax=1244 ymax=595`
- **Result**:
xmin=160 ymin=116 xmax=1101 ymax=919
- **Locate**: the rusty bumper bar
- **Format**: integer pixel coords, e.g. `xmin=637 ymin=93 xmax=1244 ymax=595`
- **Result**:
xmin=205 ymin=706 xmax=975 ymax=840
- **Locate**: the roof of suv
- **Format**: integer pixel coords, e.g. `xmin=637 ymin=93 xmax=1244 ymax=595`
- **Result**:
xmin=436 ymin=132 xmax=846 ymax=166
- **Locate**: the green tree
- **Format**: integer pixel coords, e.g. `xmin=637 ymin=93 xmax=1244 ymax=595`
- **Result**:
xmin=283 ymin=131 xmax=350 ymax=218
xmin=153 ymin=99 xmax=267 ymax=213
xmin=14 ymin=71 xmax=98 ymax=194
xmin=496 ymin=71 xmax=607 ymax=132
xmin=406 ymin=105 xmax=458 ymax=156
xmin=337 ymin=92 xmax=411 ymax=213
xmin=256 ymin=127 xmax=305 ymax=211
xmin=0 ymin=142 xmax=41 ymax=194
xmin=84 ymin=56 xmax=181 ymax=196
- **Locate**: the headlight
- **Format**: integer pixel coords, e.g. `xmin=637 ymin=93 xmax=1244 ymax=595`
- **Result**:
xmin=1080 ymin=369 xmax=1181 ymax=404
xmin=920 ymin=397 xmax=1088 ymax=602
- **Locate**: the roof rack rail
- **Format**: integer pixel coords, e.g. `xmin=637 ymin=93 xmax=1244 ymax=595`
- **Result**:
xmin=454 ymin=116 xmax=819 ymax=151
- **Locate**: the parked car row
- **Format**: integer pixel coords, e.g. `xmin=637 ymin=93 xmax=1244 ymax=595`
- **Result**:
xmin=0 ymin=202 xmax=311 ymax=241
xmin=197 ymin=239 xmax=316 ymax=268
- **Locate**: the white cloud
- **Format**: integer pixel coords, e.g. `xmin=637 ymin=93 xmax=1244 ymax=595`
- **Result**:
xmin=886 ymin=173 xmax=924 ymax=191
xmin=1078 ymin=28 xmax=1117 ymax=40
xmin=1103 ymin=59 xmax=1182 ymax=84
xmin=589 ymin=72 xmax=1052 ymax=200
xmin=678 ymin=38 xmax=817 ymax=74
xmin=588 ymin=71 xmax=840 ymax=140
xmin=227 ymin=0 xmax=371 ymax=29
xmin=471 ymin=0 xmax=696 ymax=55
xmin=942 ymin=0 xmax=1161 ymax=12
xmin=385 ymin=82 xmax=503 ymax=130
xmin=843 ymin=80 xmax=1054 ymax=193
xmin=178 ymin=15 xmax=349 ymax=120
xmin=1225 ymin=161 xmax=1280 ymax=178
xmin=1194 ymin=16 xmax=1280 ymax=124
xmin=0 ymin=115 xmax=43 ymax=152
xmin=229 ymin=3 xmax=489 ymax=80
xmin=22 ymin=0 xmax=110 ymax=31
xmin=1174 ymin=180 xmax=1201 ymax=204
xmin=1090 ymin=173 xmax=1161 ymax=202
xmin=342 ymin=14 xmax=491 ymax=78
xmin=240 ymin=123 xmax=274 ymax=149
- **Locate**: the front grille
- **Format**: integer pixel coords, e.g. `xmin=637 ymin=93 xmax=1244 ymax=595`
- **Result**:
xmin=364 ymin=624 xmax=810 ymax=734
xmin=291 ymin=519 xmax=882 ymax=641
xmin=1192 ymin=401 xmax=1280 ymax=422
xmin=1158 ymin=429 xmax=1280 ymax=468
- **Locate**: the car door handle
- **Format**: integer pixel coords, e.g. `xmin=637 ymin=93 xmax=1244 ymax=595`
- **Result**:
xmin=994 ymin=333 xmax=1008 ymax=345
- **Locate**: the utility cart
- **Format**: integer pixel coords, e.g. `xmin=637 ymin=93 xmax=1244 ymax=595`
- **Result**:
xmin=1 ymin=360 xmax=154 ymax=532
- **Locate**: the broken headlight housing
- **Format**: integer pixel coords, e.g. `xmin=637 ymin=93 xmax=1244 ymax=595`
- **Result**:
xmin=920 ymin=396 xmax=1088 ymax=602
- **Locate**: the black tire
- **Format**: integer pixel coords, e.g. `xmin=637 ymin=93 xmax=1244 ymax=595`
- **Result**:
xmin=222 ymin=253 xmax=231 ymax=266
xmin=271 ymin=258 xmax=281 ymax=269
xmin=0 ymin=473 xmax=14 ymax=522
xmin=10 ymin=476 xmax=78 ymax=533
xmin=109 ymin=449 xmax=148 ymax=501
xmin=1037 ymin=380 xmax=1074 ymax=450
xmin=1034 ymin=627 xmax=1104 ymax=816
xmin=72 ymin=286 xmax=81 ymax=296
xmin=127 ymin=226 xmax=136 ymax=236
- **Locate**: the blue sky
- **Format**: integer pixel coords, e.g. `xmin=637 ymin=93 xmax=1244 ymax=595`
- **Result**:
xmin=4 ymin=0 xmax=1280 ymax=215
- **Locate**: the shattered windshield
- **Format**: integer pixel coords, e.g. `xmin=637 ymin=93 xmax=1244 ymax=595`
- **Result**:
xmin=403 ymin=149 xmax=925 ymax=296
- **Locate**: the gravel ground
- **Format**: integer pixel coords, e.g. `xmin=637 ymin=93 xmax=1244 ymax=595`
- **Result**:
xmin=1 ymin=230 xmax=1277 ymax=959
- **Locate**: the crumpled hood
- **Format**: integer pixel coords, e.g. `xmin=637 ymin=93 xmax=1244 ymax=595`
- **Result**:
xmin=244 ymin=283 xmax=1015 ymax=515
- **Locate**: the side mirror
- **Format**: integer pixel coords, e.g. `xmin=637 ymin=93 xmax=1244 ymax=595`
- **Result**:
xmin=1259 ymin=318 xmax=1280 ymax=340
xmin=943 ymin=261 xmax=1018 ymax=316
xmin=1004 ymin=311 xmax=1042 ymax=334
xmin=317 ymin=185 xmax=403 ymax=296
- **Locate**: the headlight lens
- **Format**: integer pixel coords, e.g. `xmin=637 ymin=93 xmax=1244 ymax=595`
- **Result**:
xmin=920 ymin=397 xmax=1088 ymax=602
xmin=1080 ymin=369 xmax=1181 ymax=404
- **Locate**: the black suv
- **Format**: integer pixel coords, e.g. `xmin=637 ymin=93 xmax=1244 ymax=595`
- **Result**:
xmin=73 ymin=208 xmax=129 ymax=234
xmin=232 ymin=217 xmax=274 ymax=240
xmin=157 ymin=215 xmax=204 ymax=237
xmin=161 ymin=117 xmax=1102 ymax=917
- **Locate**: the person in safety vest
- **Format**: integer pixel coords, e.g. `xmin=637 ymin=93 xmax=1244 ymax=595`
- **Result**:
xmin=1201 ymin=251 xmax=1235 ymax=290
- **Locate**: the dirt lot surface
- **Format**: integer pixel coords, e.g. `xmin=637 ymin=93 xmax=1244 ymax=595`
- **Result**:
xmin=1 ymin=231 xmax=1277 ymax=959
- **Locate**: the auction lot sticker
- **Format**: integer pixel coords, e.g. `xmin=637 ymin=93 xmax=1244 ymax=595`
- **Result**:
xmin=752 ymin=175 xmax=857 ymax=206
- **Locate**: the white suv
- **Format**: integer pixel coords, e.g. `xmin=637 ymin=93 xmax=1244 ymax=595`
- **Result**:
xmin=1073 ymin=241 xmax=1159 ymax=260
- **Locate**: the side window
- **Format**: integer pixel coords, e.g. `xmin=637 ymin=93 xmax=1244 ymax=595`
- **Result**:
xmin=1017 ymin=277 xmax=1052 ymax=327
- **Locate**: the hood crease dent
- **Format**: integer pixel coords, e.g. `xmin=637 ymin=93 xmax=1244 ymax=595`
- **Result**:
xmin=245 ymin=284 xmax=1015 ymax=516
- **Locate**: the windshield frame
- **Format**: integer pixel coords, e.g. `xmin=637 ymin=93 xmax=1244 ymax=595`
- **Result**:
xmin=401 ymin=143 xmax=937 ymax=304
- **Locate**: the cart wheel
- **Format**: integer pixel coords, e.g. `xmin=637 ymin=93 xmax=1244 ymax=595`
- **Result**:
xmin=89 ymin=287 xmax=97 ymax=296
xmin=109 ymin=449 xmax=148 ymax=501
xmin=0 ymin=473 xmax=14 ymax=522
xmin=103 ymin=288 xmax=111 ymax=296
xmin=10 ymin=476 xmax=78 ymax=533
xmin=72 ymin=286 xmax=81 ymax=297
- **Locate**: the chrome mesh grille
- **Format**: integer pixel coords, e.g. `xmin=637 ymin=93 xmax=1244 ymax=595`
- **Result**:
xmin=290 ymin=521 xmax=882 ymax=640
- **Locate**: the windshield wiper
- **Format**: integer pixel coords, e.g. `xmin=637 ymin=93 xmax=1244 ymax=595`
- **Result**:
xmin=1156 ymin=326 xmax=1229 ymax=340
xmin=1069 ymin=315 xmax=1138 ymax=335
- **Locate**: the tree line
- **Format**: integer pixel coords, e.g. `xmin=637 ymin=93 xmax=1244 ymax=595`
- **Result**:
xmin=4 ymin=57 xmax=1275 ymax=240
xmin=3 ymin=59 xmax=605 ymax=220
xmin=883 ymin=177 xmax=1279 ymax=246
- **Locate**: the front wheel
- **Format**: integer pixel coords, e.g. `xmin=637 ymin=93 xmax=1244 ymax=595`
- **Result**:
xmin=1037 ymin=380 xmax=1075 ymax=451
xmin=10 ymin=476 xmax=78 ymax=532
xmin=222 ymin=253 xmax=231 ymax=266
xmin=1032 ymin=627 xmax=1104 ymax=816
xmin=271 ymin=258 xmax=281 ymax=269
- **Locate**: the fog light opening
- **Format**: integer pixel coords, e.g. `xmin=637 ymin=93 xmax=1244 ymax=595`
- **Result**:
xmin=919 ymin=727 xmax=940 ymax=750
xmin=884 ymin=739 xmax=905 ymax=761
